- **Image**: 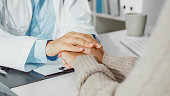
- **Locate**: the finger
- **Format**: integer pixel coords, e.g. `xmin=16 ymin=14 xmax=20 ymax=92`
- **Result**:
xmin=62 ymin=44 xmax=84 ymax=52
xmin=62 ymin=58 xmax=67 ymax=66
xmin=62 ymin=58 xmax=71 ymax=69
xmin=67 ymin=37 xmax=93 ymax=48
xmin=67 ymin=32 xmax=101 ymax=48
xmin=63 ymin=63 xmax=71 ymax=69
xmin=74 ymin=45 xmax=93 ymax=55
xmin=83 ymin=47 xmax=104 ymax=63
xmin=82 ymin=47 xmax=103 ymax=55
xmin=64 ymin=63 xmax=71 ymax=69
xmin=68 ymin=32 xmax=94 ymax=42
xmin=83 ymin=47 xmax=94 ymax=55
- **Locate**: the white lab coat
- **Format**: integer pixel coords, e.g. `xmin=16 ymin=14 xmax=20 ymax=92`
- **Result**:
xmin=0 ymin=0 xmax=96 ymax=71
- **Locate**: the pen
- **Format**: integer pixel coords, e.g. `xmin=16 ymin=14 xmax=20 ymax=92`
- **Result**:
xmin=0 ymin=67 xmax=7 ymax=75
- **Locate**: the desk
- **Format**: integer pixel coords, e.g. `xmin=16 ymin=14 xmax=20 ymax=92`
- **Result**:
xmin=12 ymin=73 xmax=76 ymax=96
xmin=12 ymin=30 xmax=136 ymax=96
xmin=100 ymin=30 xmax=136 ymax=57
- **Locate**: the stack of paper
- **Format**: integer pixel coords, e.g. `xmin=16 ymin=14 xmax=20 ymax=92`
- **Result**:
xmin=120 ymin=36 xmax=150 ymax=57
xmin=33 ymin=58 xmax=64 ymax=76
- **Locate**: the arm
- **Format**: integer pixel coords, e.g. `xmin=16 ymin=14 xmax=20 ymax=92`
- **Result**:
xmin=0 ymin=30 xmax=37 ymax=71
xmin=61 ymin=50 xmax=137 ymax=96
xmin=58 ymin=0 xmax=97 ymax=38
xmin=26 ymin=0 xmax=101 ymax=63
xmin=74 ymin=55 xmax=119 ymax=96
xmin=103 ymin=53 xmax=138 ymax=77
xmin=0 ymin=0 xmax=40 ymax=71
xmin=0 ymin=0 xmax=100 ymax=71
xmin=26 ymin=40 xmax=48 ymax=63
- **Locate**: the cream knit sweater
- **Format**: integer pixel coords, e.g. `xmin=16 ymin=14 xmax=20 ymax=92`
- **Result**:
xmin=74 ymin=0 xmax=170 ymax=96
xmin=74 ymin=54 xmax=138 ymax=96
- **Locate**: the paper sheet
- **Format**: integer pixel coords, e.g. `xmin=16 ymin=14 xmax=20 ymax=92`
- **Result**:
xmin=33 ymin=58 xmax=63 ymax=76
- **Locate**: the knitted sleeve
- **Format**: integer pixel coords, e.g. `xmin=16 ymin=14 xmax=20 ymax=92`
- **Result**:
xmin=74 ymin=54 xmax=138 ymax=96
xmin=74 ymin=55 xmax=116 ymax=96
xmin=80 ymin=72 xmax=119 ymax=96
xmin=103 ymin=53 xmax=138 ymax=79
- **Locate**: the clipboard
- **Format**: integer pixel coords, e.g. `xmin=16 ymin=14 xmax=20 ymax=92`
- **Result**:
xmin=0 ymin=68 xmax=74 ymax=88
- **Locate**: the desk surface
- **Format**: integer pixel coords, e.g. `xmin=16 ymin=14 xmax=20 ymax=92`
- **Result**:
xmin=12 ymin=30 xmax=136 ymax=96
xmin=100 ymin=30 xmax=136 ymax=57
xmin=12 ymin=73 xmax=76 ymax=96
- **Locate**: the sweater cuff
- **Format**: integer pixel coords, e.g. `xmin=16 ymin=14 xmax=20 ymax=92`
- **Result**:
xmin=74 ymin=55 xmax=116 ymax=92
xmin=103 ymin=53 xmax=138 ymax=77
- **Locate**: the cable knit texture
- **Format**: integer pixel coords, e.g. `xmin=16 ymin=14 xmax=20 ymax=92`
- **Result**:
xmin=74 ymin=55 xmax=117 ymax=96
xmin=103 ymin=53 xmax=138 ymax=82
xmin=74 ymin=54 xmax=138 ymax=96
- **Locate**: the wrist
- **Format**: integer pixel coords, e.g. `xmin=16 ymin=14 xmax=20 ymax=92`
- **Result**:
xmin=46 ymin=40 xmax=59 ymax=56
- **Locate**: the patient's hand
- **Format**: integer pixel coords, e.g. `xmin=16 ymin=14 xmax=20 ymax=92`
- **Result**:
xmin=60 ymin=52 xmax=85 ymax=69
xmin=60 ymin=47 xmax=104 ymax=69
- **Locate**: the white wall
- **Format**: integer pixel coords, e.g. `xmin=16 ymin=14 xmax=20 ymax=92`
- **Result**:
xmin=120 ymin=0 xmax=166 ymax=34
xmin=143 ymin=0 xmax=166 ymax=34
xmin=120 ymin=0 xmax=143 ymax=14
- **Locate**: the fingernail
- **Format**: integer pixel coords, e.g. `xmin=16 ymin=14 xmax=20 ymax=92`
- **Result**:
xmin=79 ymin=48 xmax=84 ymax=51
xmin=97 ymin=44 xmax=101 ymax=48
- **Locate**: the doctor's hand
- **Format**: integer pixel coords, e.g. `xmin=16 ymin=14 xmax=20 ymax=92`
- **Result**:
xmin=60 ymin=46 xmax=104 ymax=69
xmin=46 ymin=32 xmax=101 ymax=56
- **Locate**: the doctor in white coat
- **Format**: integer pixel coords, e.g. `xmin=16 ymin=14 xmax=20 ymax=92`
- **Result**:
xmin=0 ymin=0 xmax=100 ymax=72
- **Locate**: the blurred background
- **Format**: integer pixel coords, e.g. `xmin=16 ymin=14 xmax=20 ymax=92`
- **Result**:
xmin=88 ymin=0 xmax=165 ymax=34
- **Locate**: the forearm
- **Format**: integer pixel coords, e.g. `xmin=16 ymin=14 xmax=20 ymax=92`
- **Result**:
xmin=80 ymin=72 xmax=119 ymax=96
xmin=103 ymin=53 xmax=138 ymax=77
xmin=74 ymin=55 xmax=116 ymax=96
xmin=74 ymin=54 xmax=138 ymax=96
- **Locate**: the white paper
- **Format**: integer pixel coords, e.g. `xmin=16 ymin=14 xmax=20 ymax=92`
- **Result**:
xmin=24 ymin=63 xmax=44 ymax=72
xmin=120 ymin=36 xmax=149 ymax=57
xmin=33 ymin=58 xmax=63 ymax=76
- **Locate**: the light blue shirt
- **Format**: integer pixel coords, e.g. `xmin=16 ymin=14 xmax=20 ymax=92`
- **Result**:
xmin=25 ymin=0 xmax=99 ymax=63
xmin=26 ymin=0 xmax=56 ymax=63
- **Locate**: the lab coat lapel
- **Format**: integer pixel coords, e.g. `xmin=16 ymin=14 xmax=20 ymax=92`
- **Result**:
xmin=53 ymin=0 xmax=63 ymax=39
xmin=3 ymin=0 xmax=32 ymax=36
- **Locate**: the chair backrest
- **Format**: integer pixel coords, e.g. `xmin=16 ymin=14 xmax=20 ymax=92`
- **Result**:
xmin=115 ymin=0 xmax=170 ymax=96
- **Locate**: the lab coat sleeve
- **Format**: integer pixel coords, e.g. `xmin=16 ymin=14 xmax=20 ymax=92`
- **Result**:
xmin=0 ymin=82 xmax=17 ymax=96
xmin=0 ymin=29 xmax=37 ymax=72
xmin=58 ymin=0 xmax=98 ymax=38
xmin=26 ymin=40 xmax=48 ymax=63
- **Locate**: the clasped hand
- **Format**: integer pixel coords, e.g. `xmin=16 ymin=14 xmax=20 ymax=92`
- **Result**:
xmin=46 ymin=32 xmax=101 ymax=56
xmin=46 ymin=32 xmax=104 ymax=69
xmin=59 ymin=46 xmax=104 ymax=69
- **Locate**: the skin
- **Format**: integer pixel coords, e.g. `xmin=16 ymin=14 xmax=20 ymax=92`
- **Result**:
xmin=46 ymin=32 xmax=102 ymax=56
xmin=60 ymin=46 xmax=104 ymax=69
